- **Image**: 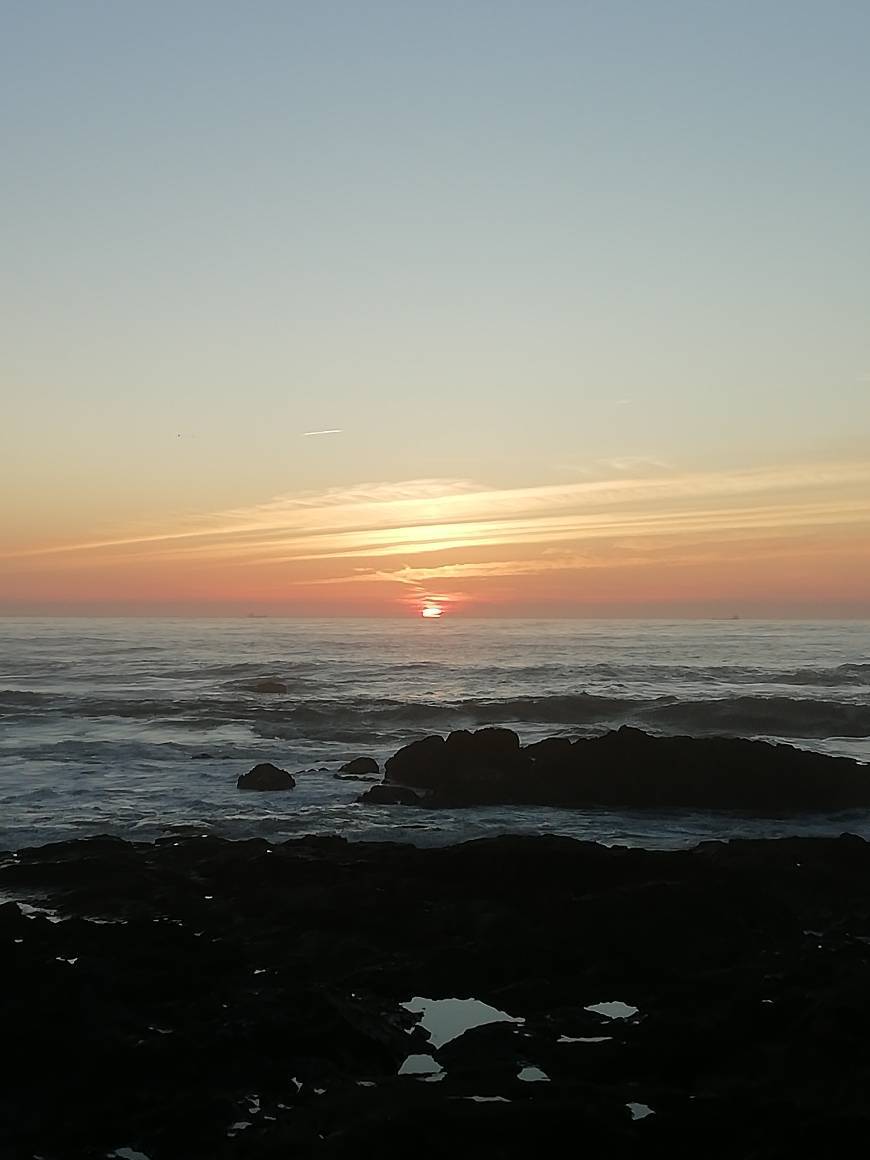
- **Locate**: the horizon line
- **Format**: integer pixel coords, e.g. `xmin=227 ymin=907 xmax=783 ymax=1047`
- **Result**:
xmin=1 ymin=611 xmax=868 ymax=622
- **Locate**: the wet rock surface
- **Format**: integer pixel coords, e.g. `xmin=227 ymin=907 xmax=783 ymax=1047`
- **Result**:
xmin=380 ymin=726 xmax=870 ymax=811
xmin=3 ymin=832 xmax=870 ymax=1157
xmin=360 ymin=783 xmax=423 ymax=805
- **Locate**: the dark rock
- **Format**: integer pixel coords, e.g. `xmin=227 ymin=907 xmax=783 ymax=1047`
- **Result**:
xmin=446 ymin=726 xmax=521 ymax=761
xmin=437 ymin=1018 xmax=525 ymax=1074
xmin=3 ymin=833 xmax=870 ymax=1156
xmin=360 ymin=784 xmax=422 ymax=806
xmin=377 ymin=726 xmax=870 ymax=812
xmin=524 ymin=736 xmax=573 ymax=765
xmin=384 ymin=728 xmax=530 ymax=804
xmin=384 ymin=734 xmax=447 ymax=790
xmin=5 ymin=833 xmax=870 ymax=1155
xmin=340 ymin=756 xmax=380 ymax=776
xmin=0 ymin=900 xmax=27 ymax=937
xmin=237 ymin=762 xmax=296 ymax=791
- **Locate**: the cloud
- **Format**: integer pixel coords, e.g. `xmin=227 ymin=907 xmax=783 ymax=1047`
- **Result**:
xmin=4 ymin=461 xmax=870 ymax=605
xmin=597 ymin=456 xmax=671 ymax=474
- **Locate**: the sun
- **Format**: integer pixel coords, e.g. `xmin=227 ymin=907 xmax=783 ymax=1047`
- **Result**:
xmin=421 ymin=603 xmax=444 ymax=619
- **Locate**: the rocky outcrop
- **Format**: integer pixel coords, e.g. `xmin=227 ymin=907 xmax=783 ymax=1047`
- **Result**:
xmin=376 ymin=726 xmax=870 ymax=811
xmin=237 ymin=762 xmax=296 ymax=791
xmin=340 ymin=756 xmax=380 ymax=776
xmin=383 ymin=728 xmax=529 ymax=797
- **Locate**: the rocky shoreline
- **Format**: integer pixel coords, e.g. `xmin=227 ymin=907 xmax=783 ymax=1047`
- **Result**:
xmin=3 ymin=831 xmax=870 ymax=1157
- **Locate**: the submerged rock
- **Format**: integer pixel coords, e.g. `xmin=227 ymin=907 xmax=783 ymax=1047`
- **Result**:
xmin=237 ymin=762 xmax=296 ymax=791
xmin=360 ymin=784 xmax=422 ymax=806
xmin=377 ymin=726 xmax=870 ymax=812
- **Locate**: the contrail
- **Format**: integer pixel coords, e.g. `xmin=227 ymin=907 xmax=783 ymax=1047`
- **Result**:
xmin=303 ymin=428 xmax=343 ymax=437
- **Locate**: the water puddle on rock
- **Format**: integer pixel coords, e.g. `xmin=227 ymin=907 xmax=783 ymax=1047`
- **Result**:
xmin=584 ymin=1001 xmax=639 ymax=1020
xmin=627 ymin=1101 xmax=655 ymax=1120
xmin=558 ymin=1035 xmax=612 ymax=1044
xmin=401 ymin=996 xmax=523 ymax=1048
xmin=398 ymin=1054 xmax=444 ymax=1081
xmin=16 ymin=901 xmax=63 ymax=924
xmin=517 ymin=1066 xmax=549 ymax=1083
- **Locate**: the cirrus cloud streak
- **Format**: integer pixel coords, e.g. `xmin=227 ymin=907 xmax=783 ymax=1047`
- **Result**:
xmin=2 ymin=459 xmax=869 ymax=614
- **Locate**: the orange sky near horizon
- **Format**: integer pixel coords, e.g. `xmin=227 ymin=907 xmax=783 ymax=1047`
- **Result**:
xmin=3 ymin=458 xmax=869 ymax=617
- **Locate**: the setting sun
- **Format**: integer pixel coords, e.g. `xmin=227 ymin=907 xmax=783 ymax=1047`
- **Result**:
xmin=421 ymin=604 xmax=444 ymax=618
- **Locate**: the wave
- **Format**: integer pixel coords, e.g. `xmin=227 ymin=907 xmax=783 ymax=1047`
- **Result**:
xmin=640 ymin=696 xmax=870 ymax=738
xmin=39 ymin=655 xmax=864 ymax=687
xmin=585 ymin=662 xmax=870 ymax=687
xmin=206 ymin=661 xmax=870 ymax=685
xmin=767 ymin=664 xmax=870 ymax=687
xmin=0 ymin=690 xmax=53 ymax=709
xmin=4 ymin=684 xmax=870 ymax=741
xmin=250 ymin=692 xmax=870 ymax=741
xmin=168 ymin=660 xmax=324 ymax=680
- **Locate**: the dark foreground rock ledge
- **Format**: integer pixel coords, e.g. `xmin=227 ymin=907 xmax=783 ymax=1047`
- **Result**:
xmin=3 ymin=832 xmax=870 ymax=1157
xmin=359 ymin=726 xmax=870 ymax=811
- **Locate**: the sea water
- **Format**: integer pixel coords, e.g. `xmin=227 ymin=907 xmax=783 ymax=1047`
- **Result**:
xmin=0 ymin=617 xmax=868 ymax=851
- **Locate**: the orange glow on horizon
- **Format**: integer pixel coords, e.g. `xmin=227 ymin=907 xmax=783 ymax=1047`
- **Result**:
xmin=2 ymin=459 xmax=870 ymax=616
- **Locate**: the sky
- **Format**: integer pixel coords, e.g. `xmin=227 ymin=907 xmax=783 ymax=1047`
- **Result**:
xmin=2 ymin=0 xmax=868 ymax=617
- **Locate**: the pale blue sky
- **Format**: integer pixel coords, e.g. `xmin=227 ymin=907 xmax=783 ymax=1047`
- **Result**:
xmin=2 ymin=0 xmax=869 ymax=543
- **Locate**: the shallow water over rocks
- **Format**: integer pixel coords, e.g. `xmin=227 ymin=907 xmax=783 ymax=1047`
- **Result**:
xmin=401 ymin=996 xmax=523 ymax=1048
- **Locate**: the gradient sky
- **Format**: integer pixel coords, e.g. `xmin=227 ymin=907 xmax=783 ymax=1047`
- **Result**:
xmin=2 ymin=1 xmax=869 ymax=616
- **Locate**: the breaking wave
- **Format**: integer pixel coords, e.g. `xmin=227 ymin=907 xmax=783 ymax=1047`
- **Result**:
xmin=6 ymin=688 xmax=865 ymax=740
xmin=638 ymin=696 xmax=870 ymax=738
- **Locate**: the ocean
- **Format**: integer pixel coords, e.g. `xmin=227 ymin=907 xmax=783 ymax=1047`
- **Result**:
xmin=1 ymin=617 xmax=868 ymax=852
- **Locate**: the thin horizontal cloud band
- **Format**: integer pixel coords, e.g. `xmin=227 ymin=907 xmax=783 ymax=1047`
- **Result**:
xmin=4 ymin=461 xmax=869 ymax=575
